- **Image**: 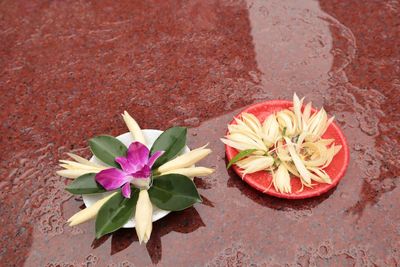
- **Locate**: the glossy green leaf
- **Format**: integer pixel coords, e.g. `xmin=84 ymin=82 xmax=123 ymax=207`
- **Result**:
xmin=148 ymin=174 xmax=201 ymax=211
xmin=150 ymin=127 xmax=187 ymax=168
xmin=227 ymin=149 xmax=257 ymax=169
xmin=65 ymin=173 xmax=106 ymax=194
xmin=95 ymin=189 xmax=139 ymax=239
xmin=89 ymin=135 xmax=127 ymax=168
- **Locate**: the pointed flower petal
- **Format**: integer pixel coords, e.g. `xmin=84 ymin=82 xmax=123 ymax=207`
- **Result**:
xmin=125 ymin=142 xmax=150 ymax=170
xmin=115 ymin=142 xmax=150 ymax=173
xmin=132 ymin=165 xmax=151 ymax=179
xmin=147 ymin=151 xmax=164 ymax=167
xmin=284 ymin=137 xmax=312 ymax=185
xmin=95 ymin=168 xmax=130 ymax=190
xmin=121 ymin=183 xmax=132 ymax=198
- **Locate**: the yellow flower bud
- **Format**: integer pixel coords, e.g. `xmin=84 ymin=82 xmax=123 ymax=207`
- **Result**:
xmin=273 ymin=164 xmax=291 ymax=193
xmin=241 ymin=112 xmax=263 ymax=137
xmin=68 ymin=192 xmax=117 ymax=226
xmin=236 ymin=155 xmax=274 ymax=176
xmin=66 ymin=153 xmax=100 ymax=167
xmin=135 ymin=190 xmax=153 ymax=244
xmin=277 ymin=110 xmax=298 ymax=136
xmin=57 ymin=154 xmax=107 ymax=179
xmin=122 ymin=111 xmax=146 ymax=144
xmin=262 ymin=114 xmax=280 ymax=147
xmin=293 ymin=93 xmax=305 ymax=132
xmin=225 ymin=133 xmax=267 ymax=151
xmin=160 ymin=167 xmax=214 ymax=178
xmin=157 ymin=146 xmax=212 ymax=173
xmin=59 ymin=160 xmax=107 ymax=171
xmin=56 ymin=169 xmax=98 ymax=179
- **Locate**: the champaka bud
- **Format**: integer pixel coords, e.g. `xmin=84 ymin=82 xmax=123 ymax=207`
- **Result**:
xmin=160 ymin=167 xmax=214 ymax=178
xmin=273 ymin=164 xmax=291 ymax=194
xmin=122 ymin=111 xmax=146 ymax=144
xmin=135 ymin=190 xmax=153 ymax=244
xmin=157 ymin=146 xmax=211 ymax=173
xmin=68 ymin=192 xmax=117 ymax=226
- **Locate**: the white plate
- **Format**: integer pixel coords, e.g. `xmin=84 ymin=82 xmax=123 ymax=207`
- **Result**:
xmin=83 ymin=129 xmax=190 ymax=228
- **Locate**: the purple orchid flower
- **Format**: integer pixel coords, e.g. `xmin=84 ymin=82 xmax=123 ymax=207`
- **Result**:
xmin=95 ymin=141 xmax=164 ymax=198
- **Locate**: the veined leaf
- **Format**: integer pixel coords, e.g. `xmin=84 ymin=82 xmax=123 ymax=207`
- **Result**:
xmin=89 ymin=135 xmax=127 ymax=168
xmin=95 ymin=189 xmax=139 ymax=239
xmin=150 ymin=127 xmax=187 ymax=168
xmin=65 ymin=173 xmax=106 ymax=194
xmin=227 ymin=149 xmax=257 ymax=169
xmin=148 ymin=174 xmax=201 ymax=211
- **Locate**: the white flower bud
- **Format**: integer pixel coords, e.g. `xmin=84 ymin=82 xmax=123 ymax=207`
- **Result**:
xmin=135 ymin=190 xmax=153 ymax=244
xmin=277 ymin=110 xmax=298 ymax=137
xmin=262 ymin=114 xmax=280 ymax=147
xmin=236 ymin=155 xmax=274 ymax=176
xmin=122 ymin=111 xmax=146 ymax=144
xmin=157 ymin=147 xmax=212 ymax=173
xmin=273 ymin=164 xmax=291 ymax=193
xmin=68 ymin=192 xmax=117 ymax=226
xmin=161 ymin=167 xmax=214 ymax=178
xmin=56 ymin=169 xmax=97 ymax=179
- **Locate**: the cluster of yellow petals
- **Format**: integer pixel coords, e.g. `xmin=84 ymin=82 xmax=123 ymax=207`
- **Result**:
xmin=221 ymin=94 xmax=342 ymax=194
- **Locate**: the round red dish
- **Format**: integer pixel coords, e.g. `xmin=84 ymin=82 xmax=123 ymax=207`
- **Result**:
xmin=225 ymin=100 xmax=350 ymax=199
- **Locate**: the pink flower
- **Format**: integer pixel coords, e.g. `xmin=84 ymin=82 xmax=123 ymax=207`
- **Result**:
xmin=95 ymin=142 xmax=163 ymax=198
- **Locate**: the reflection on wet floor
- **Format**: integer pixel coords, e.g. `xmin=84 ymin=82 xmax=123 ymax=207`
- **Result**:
xmin=0 ymin=0 xmax=399 ymax=266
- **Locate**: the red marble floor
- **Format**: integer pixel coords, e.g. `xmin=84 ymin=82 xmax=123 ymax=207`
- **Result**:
xmin=1 ymin=0 xmax=399 ymax=266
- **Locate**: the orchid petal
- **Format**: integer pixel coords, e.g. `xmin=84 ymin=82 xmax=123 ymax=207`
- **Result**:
xmin=116 ymin=142 xmax=150 ymax=173
xmin=132 ymin=165 xmax=151 ymax=179
xmin=121 ymin=183 xmax=131 ymax=198
xmin=95 ymin=168 xmax=130 ymax=190
xmin=127 ymin=141 xmax=150 ymax=166
xmin=147 ymin=151 xmax=164 ymax=167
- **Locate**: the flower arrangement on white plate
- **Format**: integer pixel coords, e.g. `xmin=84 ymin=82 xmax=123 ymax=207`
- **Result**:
xmin=57 ymin=111 xmax=213 ymax=243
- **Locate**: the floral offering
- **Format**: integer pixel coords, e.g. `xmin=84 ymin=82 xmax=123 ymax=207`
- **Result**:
xmin=221 ymin=94 xmax=342 ymax=194
xmin=58 ymin=111 xmax=213 ymax=243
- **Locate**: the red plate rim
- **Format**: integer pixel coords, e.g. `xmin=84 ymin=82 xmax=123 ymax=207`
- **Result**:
xmin=225 ymin=100 xmax=350 ymax=199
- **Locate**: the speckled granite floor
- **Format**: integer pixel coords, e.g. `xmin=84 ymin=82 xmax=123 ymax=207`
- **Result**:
xmin=1 ymin=0 xmax=399 ymax=266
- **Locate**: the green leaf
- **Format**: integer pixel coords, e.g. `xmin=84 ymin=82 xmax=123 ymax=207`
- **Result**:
xmin=89 ymin=135 xmax=127 ymax=168
xmin=227 ymin=149 xmax=257 ymax=169
xmin=65 ymin=173 xmax=106 ymax=194
xmin=150 ymin=127 xmax=187 ymax=168
xmin=148 ymin=174 xmax=201 ymax=211
xmin=95 ymin=189 xmax=139 ymax=239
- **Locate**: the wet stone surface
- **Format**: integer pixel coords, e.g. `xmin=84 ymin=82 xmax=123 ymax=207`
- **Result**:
xmin=0 ymin=0 xmax=399 ymax=266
